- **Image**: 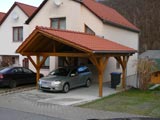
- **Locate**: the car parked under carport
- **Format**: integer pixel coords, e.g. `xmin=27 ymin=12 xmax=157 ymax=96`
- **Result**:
xmin=39 ymin=66 xmax=92 ymax=93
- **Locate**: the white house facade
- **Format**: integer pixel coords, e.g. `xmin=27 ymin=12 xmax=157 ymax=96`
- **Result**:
xmin=0 ymin=2 xmax=37 ymax=68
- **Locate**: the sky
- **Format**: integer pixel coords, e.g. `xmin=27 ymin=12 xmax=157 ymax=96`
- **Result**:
xmin=0 ymin=0 xmax=43 ymax=13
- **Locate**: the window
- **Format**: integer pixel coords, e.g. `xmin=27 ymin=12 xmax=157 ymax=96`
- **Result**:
xmin=51 ymin=18 xmax=66 ymax=30
xmin=85 ymin=25 xmax=95 ymax=35
xmin=23 ymin=68 xmax=33 ymax=74
xmin=77 ymin=66 xmax=89 ymax=73
xmin=40 ymin=57 xmax=50 ymax=69
xmin=13 ymin=27 xmax=23 ymax=42
xmin=12 ymin=68 xmax=23 ymax=74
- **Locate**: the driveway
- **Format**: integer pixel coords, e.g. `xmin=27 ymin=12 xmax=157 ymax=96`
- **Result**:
xmin=7 ymin=83 xmax=118 ymax=106
xmin=0 ymin=83 xmax=143 ymax=120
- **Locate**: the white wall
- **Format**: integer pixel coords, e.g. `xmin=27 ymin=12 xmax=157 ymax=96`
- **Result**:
xmin=0 ymin=6 xmax=30 ymax=66
xmin=29 ymin=0 xmax=82 ymax=32
xmin=81 ymin=4 xmax=103 ymax=36
xmin=102 ymin=24 xmax=139 ymax=82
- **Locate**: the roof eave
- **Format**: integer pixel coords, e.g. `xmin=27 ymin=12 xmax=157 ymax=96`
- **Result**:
xmin=103 ymin=20 xmax=140 ymax=33
xmin=25 ymin=0 xmax=48 ymax=24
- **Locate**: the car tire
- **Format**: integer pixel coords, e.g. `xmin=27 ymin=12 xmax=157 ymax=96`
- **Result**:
xmin=86 ymin=79 xmax=91 ymax=87
xmin=63 ymin=83 xmax=70 ymax=93
xmin=9 ymin=80 xmax=17 ymax=88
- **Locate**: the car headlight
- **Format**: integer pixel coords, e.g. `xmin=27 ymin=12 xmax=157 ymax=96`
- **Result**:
xmin=51 ymin=81 xmax=61 ymax=86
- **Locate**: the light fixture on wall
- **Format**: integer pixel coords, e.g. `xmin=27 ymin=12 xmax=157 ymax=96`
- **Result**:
xmin=54 ymin=0 xmax=63 ymax=7
xmin=12 ymin=12 xmax=19 ymax=20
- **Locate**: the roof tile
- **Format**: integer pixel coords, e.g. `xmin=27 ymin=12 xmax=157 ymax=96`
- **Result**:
xmin=82 ymin=0 xmax=139 ymax=32
xmin=37 ymin=26 xmax=136 ymax=53
xmin=16 ymin=2 xmax=37 ymax=17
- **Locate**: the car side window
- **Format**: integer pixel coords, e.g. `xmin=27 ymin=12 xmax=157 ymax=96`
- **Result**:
xmin=71 ymin=69 xmax=77 ymax=74
xmin=12 ymin=69 xmax=17 ymax=73
xmin=23 ymin=68 xmax=33 ymax=74
xmin=12 ymin=68 xmax=23 ymax=74
xmin=77 ymin=66 xmax=89 ymax=73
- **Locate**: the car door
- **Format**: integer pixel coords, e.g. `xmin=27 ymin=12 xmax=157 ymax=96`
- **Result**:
xmin=77 ymin=66 xmax=89 ymax=86
xmin=68 ymin=68 xmax=80 ymax=88
xmin=11 ymin=67 xmax=25 ymax=85
xmin=22 ymin=68 xmax=36 ymax=84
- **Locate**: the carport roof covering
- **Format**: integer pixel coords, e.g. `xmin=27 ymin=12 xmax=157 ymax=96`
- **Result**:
xmin=16 ymin=26 xmax=136 ymax=54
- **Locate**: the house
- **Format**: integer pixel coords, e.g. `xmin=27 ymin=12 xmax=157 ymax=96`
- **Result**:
xmin=0 ymin=2 xmax=37 ymax=67
xmin=23 ymin=0 xmax=139 ymax=79
xmin=0 ymin=0 xmax=139 ymax=96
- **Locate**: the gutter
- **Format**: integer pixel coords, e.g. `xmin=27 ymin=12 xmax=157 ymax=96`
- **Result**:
xmin=92 ymin=50 xmax=137 ymax=54
xmin=103 ymin=20 xmax=140 ymax=33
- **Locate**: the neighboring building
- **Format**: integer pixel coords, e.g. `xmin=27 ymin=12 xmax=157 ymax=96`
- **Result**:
xmin=140 ymin=50 xmax=160 ymax=84
xmin=0 ymin=2 xmax=37 ymax=67
xmin=0 ymin=0 xmax=139 ymax=85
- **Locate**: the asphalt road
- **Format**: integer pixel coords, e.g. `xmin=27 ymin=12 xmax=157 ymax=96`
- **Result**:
xmin=0 ymin=107 xmax=65 ymax=120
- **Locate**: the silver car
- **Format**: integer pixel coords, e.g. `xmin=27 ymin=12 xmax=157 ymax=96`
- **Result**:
xmin=38 ymin=66 xmax=92 ymax=93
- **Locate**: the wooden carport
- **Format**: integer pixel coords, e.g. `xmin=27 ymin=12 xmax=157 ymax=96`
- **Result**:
xmin=16 ymin=26 xmax=136 ymax=97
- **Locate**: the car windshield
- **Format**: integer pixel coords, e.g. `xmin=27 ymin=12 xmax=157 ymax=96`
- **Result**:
xmin=49 ymin=68 xmax=69 ymax=76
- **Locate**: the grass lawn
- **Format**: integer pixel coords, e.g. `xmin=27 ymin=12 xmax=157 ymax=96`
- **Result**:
xmin=79 ymin=88 xmax=160 ymax=117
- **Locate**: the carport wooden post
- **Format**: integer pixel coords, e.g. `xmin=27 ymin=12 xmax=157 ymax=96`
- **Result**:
xmin=121 ymin=56 xmax=129 ymax=88
xmin=115 ymin=56 xmax=129 ymax=88
xmin=90 ymin=55 xmax=109 ymax=97
xmin=98 ymin=57 xmax=104 ymax=97
xmin=36 ymin=55 xmax=40 ymax=83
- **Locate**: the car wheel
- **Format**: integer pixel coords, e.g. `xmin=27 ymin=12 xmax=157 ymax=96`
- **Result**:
xmin=86 ymin=79 xmax=91 ymax=87
xmin=9 ymin=80 xmax=17 ymax=88
xmin=63 ymin=84 xmax=70 ymax=93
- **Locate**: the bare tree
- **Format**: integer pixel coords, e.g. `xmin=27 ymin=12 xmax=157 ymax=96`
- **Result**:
xmin=100 ymin=0 xmax=160 ymax=53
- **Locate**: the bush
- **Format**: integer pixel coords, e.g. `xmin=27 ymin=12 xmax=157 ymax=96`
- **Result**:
xmin=136 ymin=58 xmax=158 ymax=90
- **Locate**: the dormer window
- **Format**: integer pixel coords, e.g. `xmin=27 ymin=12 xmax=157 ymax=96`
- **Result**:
xmin=13 ymin=27 xmax=23 ymax=42
xmin=50 ymin=17 xmax=66 ymax=30
xmin=85 ymin=25 xmax=95 ymax=35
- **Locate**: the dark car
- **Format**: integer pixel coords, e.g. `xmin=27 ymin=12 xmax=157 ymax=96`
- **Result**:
xmin=39 ymin=66 xmax=93 ymax=93
xmin=0 ymin=66 xmax=43 ymax=88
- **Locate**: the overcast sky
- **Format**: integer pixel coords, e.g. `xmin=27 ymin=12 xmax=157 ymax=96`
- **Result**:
xmin=0 ymin=0 xmax=43 ymax=13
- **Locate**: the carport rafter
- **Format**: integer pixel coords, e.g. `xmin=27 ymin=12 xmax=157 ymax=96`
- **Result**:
xmin=21 ymin=52 xmax=90 ymax=57
xmin=37 ymin=30 xmax=93 ymax=54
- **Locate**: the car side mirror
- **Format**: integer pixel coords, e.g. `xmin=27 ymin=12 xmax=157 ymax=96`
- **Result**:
xmin=70 ymin=73 xmax=76 ymax=77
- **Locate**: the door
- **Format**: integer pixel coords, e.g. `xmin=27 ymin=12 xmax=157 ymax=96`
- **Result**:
xmin=10 ymin=67 xmax=26 ymax=85
xmin=69 ymin=68 xmax=80 ymax=88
